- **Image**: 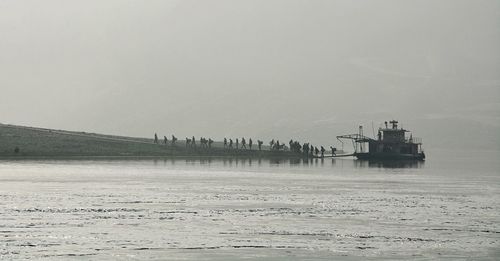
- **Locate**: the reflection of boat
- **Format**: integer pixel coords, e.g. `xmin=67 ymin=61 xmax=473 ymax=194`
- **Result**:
xmin=355 ymin=159 xmax=425 ymax=169
xmin=337 ymin=120 xmax=425 ymax=161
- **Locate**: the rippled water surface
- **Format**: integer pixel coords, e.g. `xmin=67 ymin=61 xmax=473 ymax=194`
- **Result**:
xmin=1 ymin=150 xmax=499 ymax=260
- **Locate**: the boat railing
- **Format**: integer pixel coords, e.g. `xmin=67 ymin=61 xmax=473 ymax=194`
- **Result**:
xmin=406 ymin=137 xmax=422 ymax=144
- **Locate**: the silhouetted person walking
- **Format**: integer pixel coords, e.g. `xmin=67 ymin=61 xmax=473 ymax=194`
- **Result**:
xmin=229 ymin=139 xmax=233 ymax=149
xmin=320 ymin=146 xmax=325 ymax=158
xmin=224 ymin=138 xmax=228 ymax=148
xmin=236 ymin=138 xmax=239 ymax=149
xmin=249 ymin=138 xmax=253 ymax=150
xmin=164 ymin=136 xmax=168 ymax=145
xmin=258 ymin=140 xmax=263 ymax=151
xmin=154 ymin=133 xmax=158 ymax=144
xmin=241 ymin=137 xmax=246 ymax=149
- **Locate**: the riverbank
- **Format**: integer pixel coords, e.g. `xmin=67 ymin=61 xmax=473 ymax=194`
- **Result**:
xmin=0 ymin=123 xmax=302 ymax=159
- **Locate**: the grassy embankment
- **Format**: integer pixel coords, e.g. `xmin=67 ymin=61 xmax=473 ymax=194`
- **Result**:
xmin=0 ymin=123 xmax=301 ymax=159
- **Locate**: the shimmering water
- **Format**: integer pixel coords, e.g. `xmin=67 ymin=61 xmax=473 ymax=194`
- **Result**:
xmin=1 ymin=149 xmax=499 ymax=260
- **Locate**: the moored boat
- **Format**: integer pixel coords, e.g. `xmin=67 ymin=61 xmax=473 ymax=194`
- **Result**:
xmin=337 ymin=120 xmax=425 ymax=161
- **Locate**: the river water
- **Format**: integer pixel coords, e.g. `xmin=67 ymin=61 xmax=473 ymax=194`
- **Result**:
xmin=0 ymin=149 xmax=499 ymax=260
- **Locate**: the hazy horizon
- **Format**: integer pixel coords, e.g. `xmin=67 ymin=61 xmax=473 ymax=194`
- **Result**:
xmin=1 ymin=0 xmax=499 ymax=150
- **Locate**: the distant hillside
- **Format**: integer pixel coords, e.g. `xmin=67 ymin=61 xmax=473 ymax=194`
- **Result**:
xmin=0 ymin=124 xmax=292 ymax=159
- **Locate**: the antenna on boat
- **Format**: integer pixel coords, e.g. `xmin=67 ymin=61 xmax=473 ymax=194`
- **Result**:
xmin=389 ymin=120 xmax=398 ymax=129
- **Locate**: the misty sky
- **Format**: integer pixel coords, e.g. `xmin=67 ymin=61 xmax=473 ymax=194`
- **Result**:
xmin=1 ymin=0 xmax=499 ymax=150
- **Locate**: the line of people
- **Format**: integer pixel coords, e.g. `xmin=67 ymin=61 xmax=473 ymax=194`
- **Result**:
xmin=154 ymin=133 xmax=179 ymax=146
xmin=223 ymin=137 xmax=264 ymax=151
xmin=154 ymin=133 xmax=336 ymax=157
xmin=185 ymin=136 xmax=214 ymax=148
xmin=289 ymin=139 xmax=337 ymax=158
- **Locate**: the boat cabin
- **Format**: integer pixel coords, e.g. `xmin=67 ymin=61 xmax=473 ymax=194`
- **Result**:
xmin=370 ymin=120 xmax=422 ymax=156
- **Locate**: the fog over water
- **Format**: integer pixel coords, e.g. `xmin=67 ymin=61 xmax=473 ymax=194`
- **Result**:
xmin=0 ymin=0 xmax=499 ymax=149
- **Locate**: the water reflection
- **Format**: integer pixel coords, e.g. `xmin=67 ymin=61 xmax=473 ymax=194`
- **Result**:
xmin=354 ymin=159 xmax=424 ymax=169
xmin=184 ymin=158 xmax=213 ymax=165
xmin=147 ymin=157 xmax=424 ymax=169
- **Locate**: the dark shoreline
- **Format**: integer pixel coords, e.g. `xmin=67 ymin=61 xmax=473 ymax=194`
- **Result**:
xmin=0 ymin=153 xmax=308 ymax=161
xmin=1 ymin=123 xmax=323 ymax=161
